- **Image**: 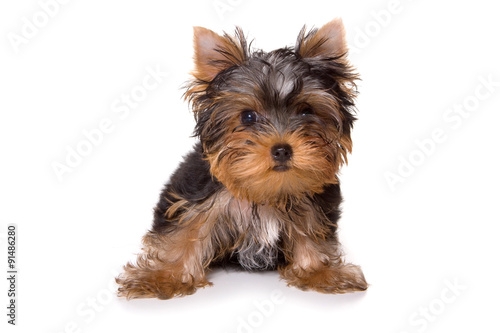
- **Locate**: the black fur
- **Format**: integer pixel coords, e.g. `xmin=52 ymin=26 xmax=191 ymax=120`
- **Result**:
xmin=152 ymin=26 xmax=352 ymax=270
xmin=151 ymin=142 xmax=343 ymax=270
xmin=116 ymin=22 xmax=367 ymax=300
xmin=152 ymin=143 xmax=222 ymax=234
xmin=191 ymin=41 xmax=357 ymax=155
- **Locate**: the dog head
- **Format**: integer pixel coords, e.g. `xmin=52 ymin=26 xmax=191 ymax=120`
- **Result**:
xmin=185 ymin=19 xmax=358 ymax=205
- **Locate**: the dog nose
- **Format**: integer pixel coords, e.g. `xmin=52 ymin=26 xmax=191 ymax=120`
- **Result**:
xmin=271 ymin=144 xmax=293 ymax=163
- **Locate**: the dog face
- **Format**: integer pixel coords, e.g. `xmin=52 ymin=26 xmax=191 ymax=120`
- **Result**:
xmin=185 ymin=19 xmax=358 ymax=205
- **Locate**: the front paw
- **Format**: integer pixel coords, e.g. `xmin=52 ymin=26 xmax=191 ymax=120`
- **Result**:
xmin=279 ymin=263 xmax=368 ymax=294
xmin=116 ymin=264 xmax=211 ymax=300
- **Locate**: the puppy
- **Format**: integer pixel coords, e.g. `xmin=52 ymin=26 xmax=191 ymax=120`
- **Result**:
xmin=116 ymin=19 xmax=367 ymax=299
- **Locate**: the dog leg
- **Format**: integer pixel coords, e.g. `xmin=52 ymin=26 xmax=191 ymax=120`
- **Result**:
xmin=279 ymin=230 xmax=367 ymax=294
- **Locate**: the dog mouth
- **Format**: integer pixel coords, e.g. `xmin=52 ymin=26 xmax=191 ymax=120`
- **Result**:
xmin=272 ymin=165 xmax=290 ymax=172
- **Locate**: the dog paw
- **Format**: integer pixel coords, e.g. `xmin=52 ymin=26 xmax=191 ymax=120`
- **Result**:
xmin=280 ymin=263 xmax=368 ymax=294
xmin=116 ymin=267 xmax=211 ymax=300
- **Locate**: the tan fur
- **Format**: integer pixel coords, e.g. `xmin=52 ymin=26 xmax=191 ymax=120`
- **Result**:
xmin=279 ymin=220 xmax=367 ymax=294
xmin=116 ymin=197 xmax=221 ymax=299
xmin=298 ymin=18 xmax=347 ymax=59
xmin=117 ymin=19 xmax=366 ymax=300
xmin=205 ymin=101 xmax=349 ymax=206
xmin=117 ymin=187 xmax=367 ymax=299
xmin=192 ymin=27 xmax=247 ymax=82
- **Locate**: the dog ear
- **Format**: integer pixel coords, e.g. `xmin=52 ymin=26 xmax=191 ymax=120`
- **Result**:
xmin=296 ymin=18 xmax=347 ymax=58
xmin=192 ymin=27 xmax=247 ymax=82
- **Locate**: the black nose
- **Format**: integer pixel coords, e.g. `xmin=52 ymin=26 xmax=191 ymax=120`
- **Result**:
xmin=271 ymin=144 xmax=293 ymax=163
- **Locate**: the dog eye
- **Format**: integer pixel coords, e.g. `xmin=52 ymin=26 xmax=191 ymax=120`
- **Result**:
xmin=240 ymin=110 xmax=257 ymax=124
xmin=299 ymin=107 xmax=314 ymax=117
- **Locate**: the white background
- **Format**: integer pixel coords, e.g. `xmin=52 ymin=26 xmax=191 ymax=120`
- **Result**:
xmin=1 ymin=0 xmax=500 ymax=332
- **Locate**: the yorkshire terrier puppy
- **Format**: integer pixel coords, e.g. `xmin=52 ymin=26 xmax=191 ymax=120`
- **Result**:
xmin=116 ymin=18 xmax=367 ymax=299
